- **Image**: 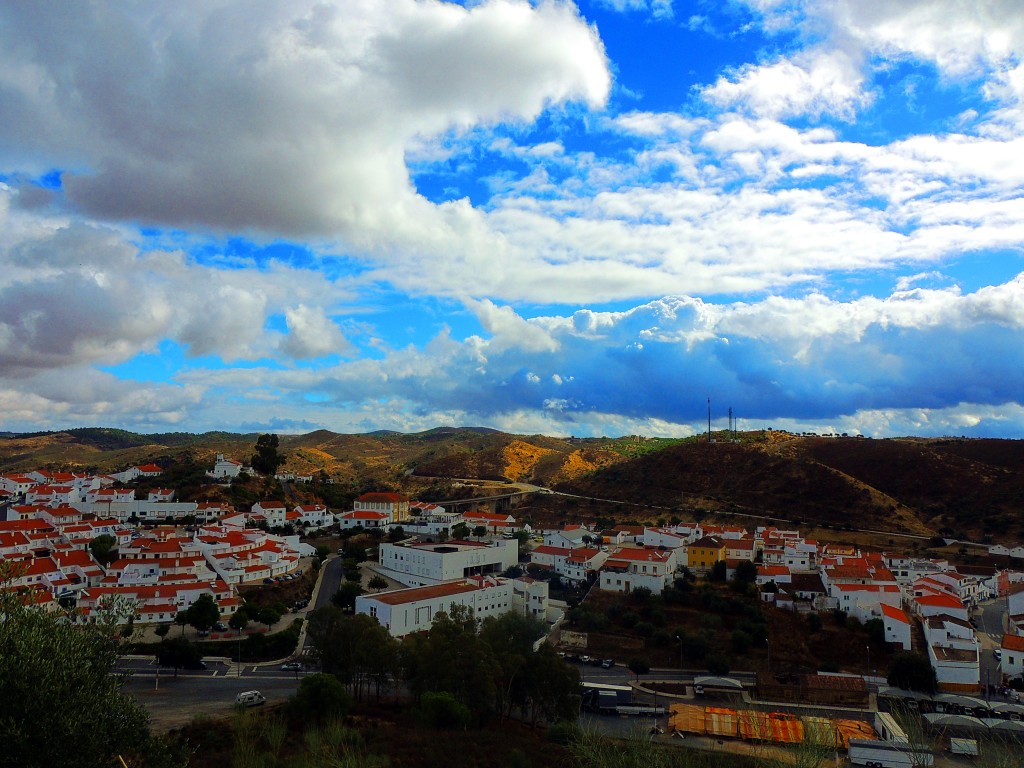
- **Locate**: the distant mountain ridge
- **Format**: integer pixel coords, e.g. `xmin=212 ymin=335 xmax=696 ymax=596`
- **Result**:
xmin=1 ymin=428 xmax=1021 ymax=540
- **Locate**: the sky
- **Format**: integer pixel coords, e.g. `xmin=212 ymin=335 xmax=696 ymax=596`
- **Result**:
xmin=1 ymin=0 xmax=1023 ymax=439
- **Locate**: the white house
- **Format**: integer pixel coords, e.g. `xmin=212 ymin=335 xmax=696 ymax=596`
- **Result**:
xmin=880 ymin=603 xmax=912 ymax=650
xmin=293 ymin=504 xmax=333 ymax=530
xmin=923 ymin=614 xmax=980 ymax=694
xmin=462 ymin=511 xmax=521 ymax=535
xmin=1000 ymin=634 xmax=1024 ymax=679
xmin=250 ymin=501 xmax=288 ymax=528
xmin=543 ymin=525 xmax=591 ymax=549
xmin=530 ymin=545 xmax=573 ymax=573
xmin=599 ymin=547 xmax=677 ymax=595
xmin=86 ymin=488 xmax=136 ymax=505
xmin=0 ymin=474 xmax=36 ymax=495
xmin=207 ymin=454 xmax=243 ymax=479
xmin=642 ymin=527 xmax=688 ymax=550
xmin=562 ymin=547 xmax=609 ymax=584
xmin=913 ymin=592 xmax=969 ymax=622
xmin=337 ymin=510 xmax=391 ymax=530
xmin=355 ymin=576 xmax=513 ymax=637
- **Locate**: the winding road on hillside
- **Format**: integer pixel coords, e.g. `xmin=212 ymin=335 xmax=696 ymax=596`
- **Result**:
xmin=442 ymin=478 xmax=942 ymax=542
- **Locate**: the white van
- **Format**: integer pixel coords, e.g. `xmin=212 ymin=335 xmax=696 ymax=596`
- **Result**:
xmin=235 ymin=691 xmax=266 ymax=707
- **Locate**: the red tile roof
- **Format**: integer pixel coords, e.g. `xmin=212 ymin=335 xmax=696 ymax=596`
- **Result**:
xmin=369 ymin=580 xmax=486 ymax=606
xmin=881 ymin=604 xmax=910 ymax=624
xmin=1002 ymin=634 xmax=1024 ymax=652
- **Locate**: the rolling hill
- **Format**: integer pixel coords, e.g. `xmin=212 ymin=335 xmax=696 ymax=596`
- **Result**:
xmin=1 ymin=428 xmax=1021 ymax=541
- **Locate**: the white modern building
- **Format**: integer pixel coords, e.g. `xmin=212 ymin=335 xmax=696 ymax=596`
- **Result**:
xmin=377 ymin=539 xmax=518 ymax=587
xmin=356 ymin=576 xmax=513 ymax=637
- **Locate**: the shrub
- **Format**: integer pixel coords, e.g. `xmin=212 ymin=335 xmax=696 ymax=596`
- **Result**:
xmin=547 ymin=722 xmax=581 ymax=745
xmin=418 ymin=691 xmax=471 ymax=730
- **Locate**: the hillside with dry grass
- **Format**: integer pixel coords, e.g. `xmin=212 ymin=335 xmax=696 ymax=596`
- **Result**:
xmin=2 ymin=428 xmax=1022 ymax=540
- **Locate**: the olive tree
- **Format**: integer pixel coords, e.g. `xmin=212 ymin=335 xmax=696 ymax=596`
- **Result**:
xmin=0 ymin=576 xmax=181 ymax=768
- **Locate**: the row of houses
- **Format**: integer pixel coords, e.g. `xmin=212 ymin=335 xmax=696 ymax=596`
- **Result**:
xmin=1 ymin=508 xmax=313 ymax=621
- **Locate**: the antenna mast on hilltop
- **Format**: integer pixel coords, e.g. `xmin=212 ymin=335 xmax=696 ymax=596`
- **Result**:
xmin=707 ymin=397 xmax=711 ymax=443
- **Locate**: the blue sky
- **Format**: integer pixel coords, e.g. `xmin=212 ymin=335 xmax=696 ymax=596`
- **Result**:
xmin=1 ymin=0 xmax=1023 ymax=438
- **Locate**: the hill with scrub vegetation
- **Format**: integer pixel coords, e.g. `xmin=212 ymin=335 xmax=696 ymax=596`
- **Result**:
xmin=1 ymin=427 xmax=1023 ymax=541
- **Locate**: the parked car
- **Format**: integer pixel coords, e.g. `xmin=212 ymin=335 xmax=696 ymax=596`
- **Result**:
xmin=262 ymin=578 xmax=274 ymax=584
xmin=213 ymin=622 xmax=228 ymax=632
xmin=280 ymin=662 xmax=303 ymax=672
xmin=601 ymin=658 xmax=615 ymax=669
xmin=184 ymin=659 xmax=207 ymax=670
xmin=589 ymin=657 xmax=604 ymax=667
xmin=994 ymin=648 xmax=1003 ymax=660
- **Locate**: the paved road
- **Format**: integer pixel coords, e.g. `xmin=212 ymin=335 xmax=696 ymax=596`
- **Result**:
xmin=977 ymin=598 xmax=1007 ymax=690
xmin=122 ymin=667 xmax=303 ymax=730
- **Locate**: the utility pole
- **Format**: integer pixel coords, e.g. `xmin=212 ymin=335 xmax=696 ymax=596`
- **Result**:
xmin=707 ymin=398 xmax=711 ymax=442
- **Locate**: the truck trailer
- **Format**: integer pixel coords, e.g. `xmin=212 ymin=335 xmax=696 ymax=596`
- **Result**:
xmin=848 ymin=738 xmax=933 ymax=767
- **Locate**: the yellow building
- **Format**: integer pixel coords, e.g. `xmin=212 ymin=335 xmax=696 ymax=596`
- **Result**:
xmin=354 ymin=492 xmax=411 ymax=523
xmin=687 ymin=535 xmax=726 ymax=570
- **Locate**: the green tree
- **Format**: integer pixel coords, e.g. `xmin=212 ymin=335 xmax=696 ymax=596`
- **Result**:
xmin=185 ymin=593 xmax=220 ymax=632
xmin=289 ymin=673 xmax=353 ymax=722
xmin=0 ymin=587 xmax=179 ymax=768
xmin=404 ymin=605 xmax=500 ymax=725
xmin=305 ymin=609 xmax=398 ymax=700
xmin=229 ymin=610 xmax=249 ymax=633
xmin=472 ymin=525 xmax=487 ymax=540
xmin=257 ymin=605 xmax=283 ymax=629
xmin=480 ymin=612 xmax=547 ymax=719
xmin=452 ymin=522 xmax=470 ymax=540
xmin=710 ymin=560 xmax=727 ymax=581
xmin=733 ymin=559 xmax=757 ymax=584
xmin=368 ymin=575 xmax=389 ymax=592
xmin=251 ymin=433 xmax=285 ymax=476
xmin=887 ymin=651 xmax=937 ymax=694
xmin=174 ymin=610 xmax=189 ymax=636
xmin=332 ymin=581 xmax=363 ymax=611
xmin=156 ymin=636 xmax=203 ymax=678
xmin=522 ymin=644 xmax=580 ymax=726
xmin=88 ymin=534 xmax=117 ymax=566
xmin=865 ymin=617 xmax=886 ymax=646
